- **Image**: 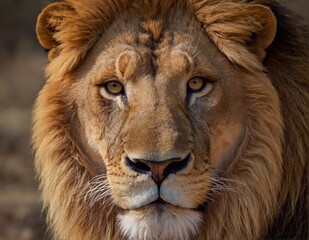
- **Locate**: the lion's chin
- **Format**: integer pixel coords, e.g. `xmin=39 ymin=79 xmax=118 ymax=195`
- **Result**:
xmin=117 ymin=203 xmax=202 ymax=240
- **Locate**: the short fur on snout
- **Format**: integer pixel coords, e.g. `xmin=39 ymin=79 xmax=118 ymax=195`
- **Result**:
xmin=33 ymin=0 xmax=308 ymax=239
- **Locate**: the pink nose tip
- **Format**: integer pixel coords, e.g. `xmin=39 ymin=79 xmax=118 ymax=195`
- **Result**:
xmin=125 ymin=155 xmax=191 ymax=185
xmin=145 ymin=160 xmax=175 ymax=184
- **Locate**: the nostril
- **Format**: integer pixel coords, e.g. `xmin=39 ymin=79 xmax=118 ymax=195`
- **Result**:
xmin=125 ymin=157 xmax=151 ymax=174
xmin=163 ymin=154 xmax=191 ymax=177
xmin=124 ymin=154 xmax=192 ymax=183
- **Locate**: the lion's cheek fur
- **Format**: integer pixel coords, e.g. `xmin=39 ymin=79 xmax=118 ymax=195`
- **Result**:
xmin=197 ymin=72 xmax=284 ymax=239
xmin=209 ymin=111 xmax=246 ymax=171
xmin=108 ymin=174 xmax=158 ymax=209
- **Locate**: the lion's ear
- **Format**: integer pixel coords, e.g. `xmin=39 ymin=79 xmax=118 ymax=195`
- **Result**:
xmin=36 ymin=2 xmax=73 ymax=60
xmin=196 ymin=3 xmax=277 ymax=70
xmin=247 ymin=5 xmax=277 ymax=60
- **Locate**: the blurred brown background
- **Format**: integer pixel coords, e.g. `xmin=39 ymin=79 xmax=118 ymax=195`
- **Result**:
xmin=0 ymin=1 xmax=308 ymax=239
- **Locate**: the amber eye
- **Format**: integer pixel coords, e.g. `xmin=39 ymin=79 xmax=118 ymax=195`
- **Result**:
xmin=101 ymin=80 xmax=124 ymax=96
xmin=187 ymin=77 xmax=206 ymax=92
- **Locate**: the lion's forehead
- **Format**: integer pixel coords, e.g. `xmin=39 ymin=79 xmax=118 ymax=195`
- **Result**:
xmin=89 ymin=12 xmax=217 ymax=82
xmin=113 ymin=47 xmax=195 ymax=82
xmin=97 ymin=37 xmax=194 ymax=75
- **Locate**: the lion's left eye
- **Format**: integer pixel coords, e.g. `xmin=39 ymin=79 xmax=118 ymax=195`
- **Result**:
xmin=187 ymin=77 xmax=213 ymax=94
xmin=187 ymin=77 xmax=205 ymax=92
xmin=100 ymin=80 xmax=124 ymax=96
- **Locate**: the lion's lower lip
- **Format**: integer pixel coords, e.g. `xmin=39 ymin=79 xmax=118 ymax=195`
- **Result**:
xmin=150 ymin=197 xmax=166 ymax=205
xmin=123 ymin=197 xmax=174 ymax=210
xmin=144 ymin=197 xmax=201 ymax=212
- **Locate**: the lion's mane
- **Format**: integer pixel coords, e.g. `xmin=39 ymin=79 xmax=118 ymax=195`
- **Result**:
xmin=33 ymin=0 xmax=308 ymax=239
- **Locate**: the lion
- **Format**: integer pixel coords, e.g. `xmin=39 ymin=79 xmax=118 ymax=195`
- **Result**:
xmin=33 ymin=0 xmax=308 ymax=239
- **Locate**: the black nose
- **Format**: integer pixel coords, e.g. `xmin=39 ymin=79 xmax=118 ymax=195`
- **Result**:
xmin=125 ymin=154 xmax=191 ymax=185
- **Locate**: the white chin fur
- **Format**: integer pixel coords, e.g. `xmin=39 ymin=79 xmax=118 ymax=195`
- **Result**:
xmin=117 ymin=205 xmax=202 ymax=240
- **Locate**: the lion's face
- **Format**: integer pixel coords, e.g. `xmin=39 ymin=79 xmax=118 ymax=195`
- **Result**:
xmin=35 ymin=1 xmax=289 ymax=240
xmin=74 ymin=13 xmax=246 ymax=239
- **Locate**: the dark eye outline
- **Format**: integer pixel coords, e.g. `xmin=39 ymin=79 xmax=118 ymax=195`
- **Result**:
xmin=100 ymin=80 xmax=125 ymax=96
xmin=187 ymin=77 xmax=211 ymax=94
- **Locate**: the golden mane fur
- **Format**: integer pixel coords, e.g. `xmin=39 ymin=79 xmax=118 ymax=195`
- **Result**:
xmin=33 ymin=0 xmax=308 ymax=239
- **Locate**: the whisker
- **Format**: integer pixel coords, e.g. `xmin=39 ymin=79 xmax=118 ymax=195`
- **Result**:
xmin=84 ymin=173 xmax=113 ymax=206
xmin=208 ymin=174 xmax=248 ymax=196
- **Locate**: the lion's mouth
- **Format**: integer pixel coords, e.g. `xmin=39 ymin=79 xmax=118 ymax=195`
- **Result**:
xmin=150 ymin=197 xmax=165 ymax=205
xmin=130 ymin=197 xmax=170 ymax=210
xmin=143 ymin=197 xmax=202 ymax=212
xmin=147 ymin=197 xmax=173 ymax=209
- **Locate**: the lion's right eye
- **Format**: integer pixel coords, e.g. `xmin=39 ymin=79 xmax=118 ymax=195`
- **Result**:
xmin=187 ymin=77 xmax=205 ymax=92
xmin=187 ymin=77 xmax=213 ymax=95
xmin=100 ymin=80 xmax=124 ymax=96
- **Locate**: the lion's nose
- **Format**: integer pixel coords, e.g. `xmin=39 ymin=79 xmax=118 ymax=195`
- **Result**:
xmin=125 ymin=155 xmax=191 ymax=185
